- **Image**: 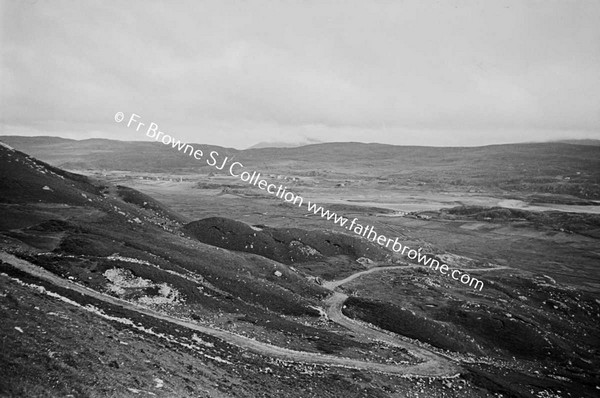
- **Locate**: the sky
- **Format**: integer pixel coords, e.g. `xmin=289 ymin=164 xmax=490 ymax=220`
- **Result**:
xmin=1 ymin=0 xmax=599 ymax=149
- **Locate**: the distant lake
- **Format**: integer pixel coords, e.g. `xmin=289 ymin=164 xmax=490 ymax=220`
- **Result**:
xmin=497 ymin=199 xmax=600 ymax=215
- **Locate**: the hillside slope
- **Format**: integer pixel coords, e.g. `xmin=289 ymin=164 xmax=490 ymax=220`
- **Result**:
xmin=2 ymin=144 xmax=467 ymax=396
xmin=2 ymin=144 xmax=599 ymax=396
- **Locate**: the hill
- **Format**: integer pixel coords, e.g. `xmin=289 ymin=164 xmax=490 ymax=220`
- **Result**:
xmin=1 ymin=143 xmax=599 ymax=396
xmin=3 ymin=136 xmax=600 ymax=200
xmin=0 ymin=144 xmax=385 ymax=395
xmin=0 ymin=136 xmax=236 ymax=173
xmin=1 ymin=144 xmax=456 ymax=396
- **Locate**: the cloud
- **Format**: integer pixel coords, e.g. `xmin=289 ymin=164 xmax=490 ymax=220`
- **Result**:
xmin=1 ymin=0 xmax=599 ymax=148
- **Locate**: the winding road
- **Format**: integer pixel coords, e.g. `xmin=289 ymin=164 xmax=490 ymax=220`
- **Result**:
xmin=323 ymin=264 xmax=510 ymax=290
xmin=321 ymin=263 xmax=510 ymax=377
xmin=0 ymin=252 xmax=505 ymax=377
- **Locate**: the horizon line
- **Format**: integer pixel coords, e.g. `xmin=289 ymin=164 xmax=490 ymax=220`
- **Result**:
xmin=1 ymin=134 xmax=599 ymax=151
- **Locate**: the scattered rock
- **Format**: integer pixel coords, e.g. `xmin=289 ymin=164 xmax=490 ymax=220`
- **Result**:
xmin=356 ymin=257 xmax=374 ymax=266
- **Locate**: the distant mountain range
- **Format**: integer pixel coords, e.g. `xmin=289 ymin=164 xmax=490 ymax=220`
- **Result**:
xmin=2 ymin=135 xmax=600 ymax=199
xmin=248 ymin=139 xmax=322 ymax=149
xmin=248 ymin=138 xmax=600 ymax=149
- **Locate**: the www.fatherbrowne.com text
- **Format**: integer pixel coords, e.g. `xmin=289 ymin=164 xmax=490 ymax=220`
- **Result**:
xmin=115 ymin=112 xmax=484 ymax=291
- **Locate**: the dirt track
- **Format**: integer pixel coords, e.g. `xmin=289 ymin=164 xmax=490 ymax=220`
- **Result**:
xmin=323 ymin=291 xmax=459 ymax=376
xmin=323 ymin=264 xmax=510 ymax=290
xmin=321 ymin=263 xmax=511 ymax=377
xmin=2 ymin=251 xmax=510 ymax=377
xmin=0 ymin=252 xmax=460 ymax=377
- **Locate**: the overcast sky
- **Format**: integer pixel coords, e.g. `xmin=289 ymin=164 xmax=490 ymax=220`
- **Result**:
xmin=1 ymin=0 xmax=599 ymax=148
